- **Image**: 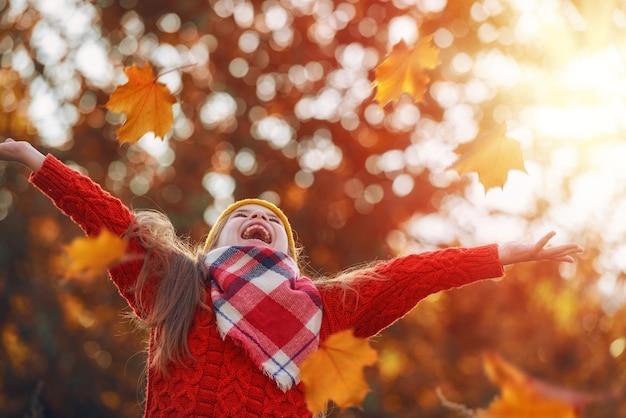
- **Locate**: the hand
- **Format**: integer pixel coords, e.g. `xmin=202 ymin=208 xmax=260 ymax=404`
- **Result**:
xmin=498 ymin=231 xmax=583 ymax=266
xmin=0 ymin=138 xmax=45 ymax=172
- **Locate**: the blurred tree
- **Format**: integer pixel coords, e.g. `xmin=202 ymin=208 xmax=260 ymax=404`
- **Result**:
xmin=0 ymin=0 xmax=625 ymax=417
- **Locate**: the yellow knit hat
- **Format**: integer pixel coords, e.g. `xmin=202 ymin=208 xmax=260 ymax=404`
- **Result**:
xmin=203 ymin=199 xmax=296 ymax=257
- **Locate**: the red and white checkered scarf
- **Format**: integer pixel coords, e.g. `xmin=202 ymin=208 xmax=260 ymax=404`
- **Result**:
xmin=205 ymin=246 xmax=323 ymax=392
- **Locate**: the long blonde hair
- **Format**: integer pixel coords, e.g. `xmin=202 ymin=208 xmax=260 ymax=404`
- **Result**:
xmin=124 ymin=210 xmax=207 ymax=374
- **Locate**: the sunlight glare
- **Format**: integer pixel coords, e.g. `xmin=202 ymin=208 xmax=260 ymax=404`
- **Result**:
xmin=523 ymin=104 xmax=622 ymax=142
xmin=561 ymin=47 xmax=625 ymax=96
xmin=537 ymin=47 xmax=626 ymax=141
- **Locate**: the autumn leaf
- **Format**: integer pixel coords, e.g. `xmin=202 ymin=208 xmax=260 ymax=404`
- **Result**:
xmin=300 ymin=329 xmax=378 ymax=415
xmin=372 ymin=35 xmax=440 ymax=107
xmin=65 ymin=229 xmax=128 ymax=278
xmin=105 ymin=63 xmax=176 ymax=144
xmin=475 ymin=352 xmax=608 ymax=418
xmin=450 ymin=124 xmax=527 ymax=192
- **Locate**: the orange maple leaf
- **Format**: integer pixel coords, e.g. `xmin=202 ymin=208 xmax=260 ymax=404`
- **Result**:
xmin=450 ymin=124 xmax=527 ymax=192
xmin=300 ymin=329 xmax=378 ymax=415
xmin=105 ymin=63 xmax=176 ymax=144
xmin=476 ymin=352 xmax=611 ymax=418
xmin=65 ymin=229 xmax=128 ymax=278
xmin=372 ymin=35 xmax=440 ymax=107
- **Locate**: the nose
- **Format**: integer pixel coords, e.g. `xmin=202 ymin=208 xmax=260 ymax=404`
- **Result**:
xmin=249 ymin=210 xmax=268 ymax=220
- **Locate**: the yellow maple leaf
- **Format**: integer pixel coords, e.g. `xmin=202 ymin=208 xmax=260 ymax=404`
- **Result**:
xmin=450 ymin=124 xmax=527 ymax=192
xmin=105 ymin=63 xmax=176 ymax=144
xmin=372 ymin=35 xmax=440 ymax=107
xmin=300 ymin=329 xmax=378 ymax=415
xmin=475 ymin=352 xmax=591 ymax=418
xmin=65 ymin=229 xmax=128 ymax=278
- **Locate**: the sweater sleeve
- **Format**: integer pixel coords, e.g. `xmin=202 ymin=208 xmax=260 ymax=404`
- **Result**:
xmin=29 ymin=154 xmax=148 ymax=314
xmin=319 ymin=244 xmax=504 ymax=339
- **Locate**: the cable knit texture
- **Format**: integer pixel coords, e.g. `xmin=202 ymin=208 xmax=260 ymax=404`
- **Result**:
xmin=30 ymin=154 xmax=505 ymax=417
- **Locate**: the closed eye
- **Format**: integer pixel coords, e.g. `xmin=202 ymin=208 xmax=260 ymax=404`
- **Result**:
xmin=231 ymin=210 xmax=280 ymax=224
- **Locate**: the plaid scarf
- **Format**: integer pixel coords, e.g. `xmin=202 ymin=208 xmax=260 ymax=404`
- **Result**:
xmin=205 ymin=246 xmax=323 ymax=391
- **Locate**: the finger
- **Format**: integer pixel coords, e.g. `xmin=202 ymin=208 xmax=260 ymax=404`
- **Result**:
xmin=534 ymin=231 xmax=557 ymax=250
xmin=544 ymin=246 xmax=581 ymax=258
xmin=552 ymin=244 xmax=584 ymax=256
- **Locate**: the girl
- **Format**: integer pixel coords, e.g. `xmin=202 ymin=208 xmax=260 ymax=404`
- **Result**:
xmin=0 ymin=138 xmax=582 ymax=417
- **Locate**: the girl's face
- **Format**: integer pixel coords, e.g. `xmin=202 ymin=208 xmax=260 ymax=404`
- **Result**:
xmin=215 ymin=204 xmax=290 ymax=254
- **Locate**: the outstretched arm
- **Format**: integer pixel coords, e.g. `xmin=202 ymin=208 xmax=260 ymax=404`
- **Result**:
xmin=0 ymin=138 xmax=45 ymax=172
xmin=2 ymin=137 xmax=151 ymax=314
xmin=320 ymin=244 xmax=505 ymax=339
xmin=498 ymin=231 xmax=583 ymax=266
xmin=320 ymin=232 xmax=583 ymax=339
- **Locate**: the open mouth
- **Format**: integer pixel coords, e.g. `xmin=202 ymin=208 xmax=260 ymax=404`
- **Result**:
xmin=241 ymin=224 xmax=271 ymax=244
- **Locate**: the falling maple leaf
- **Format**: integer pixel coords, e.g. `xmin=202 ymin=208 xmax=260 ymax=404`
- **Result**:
xmin=475 ymin=352 xmax=612 ymax=418
xmin=450 ymin=124 xmax=527 ymax=192
xmin=372 ymin=35 xmax=440 ymax=107
xmin=300 ymin=329 xmax=378 ymax=415
xmin=105 ymin=63 xmax=176 ymax=144
xmin=65 ymin=229 xmax=128 ymax=278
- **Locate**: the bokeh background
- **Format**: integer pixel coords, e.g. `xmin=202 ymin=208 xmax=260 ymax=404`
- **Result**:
xmin=1 ymin=0 xmax=625 ymax=416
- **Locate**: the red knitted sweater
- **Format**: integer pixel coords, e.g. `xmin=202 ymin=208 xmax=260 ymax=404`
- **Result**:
xmin=30 ymin=154 xmax=504 ymax=417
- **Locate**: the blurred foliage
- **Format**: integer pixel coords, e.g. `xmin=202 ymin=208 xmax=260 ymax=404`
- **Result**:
xmin=0 ymin=0 xmax=625 ymax=417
